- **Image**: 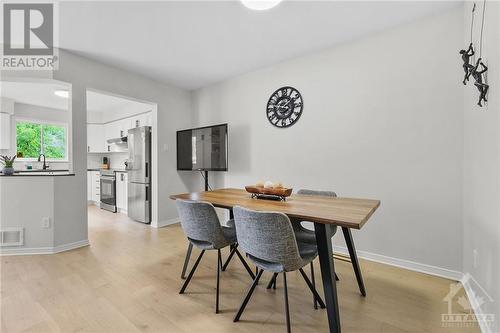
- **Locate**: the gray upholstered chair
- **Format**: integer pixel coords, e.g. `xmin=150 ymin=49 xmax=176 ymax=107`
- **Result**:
xmin=175 ymin=199 xmax=255 ymax=314
xmin=266 ymin=189 xmax=339 ymax=308
xmin=294 ymin=189 xmax=366 ymax=298
xmin=232 ymin=206 xmax=326 ymax=332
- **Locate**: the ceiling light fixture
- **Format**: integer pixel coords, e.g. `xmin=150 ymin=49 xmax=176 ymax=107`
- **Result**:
xmin=241 ymin=0 xmax=283 ymax=11
xmin=54 ymin=89 xmax=69 ymax=98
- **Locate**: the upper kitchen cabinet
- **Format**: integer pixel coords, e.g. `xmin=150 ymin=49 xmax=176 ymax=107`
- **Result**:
xmin=131 ymin=113 xmax=151 ymax=129
xmin=117 ymin=118 xmax=133 ymax=137
xmin=87 ymin=124 xmax=105 ymax=153
xmin=0 ymin=98 xmax=14 ymax=150
xmin=104 ymin=118 xmax=130 ymax=141
xmin=0 ymin=113 xmax=11 ymax=150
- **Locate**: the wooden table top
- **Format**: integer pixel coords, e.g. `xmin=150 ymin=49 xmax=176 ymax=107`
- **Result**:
xmin=170 ymin=188 xmax=380 ymax=229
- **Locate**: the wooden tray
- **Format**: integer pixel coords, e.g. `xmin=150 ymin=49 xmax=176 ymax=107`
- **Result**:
xmin=245 ymin=186 xmax=293 ymax=201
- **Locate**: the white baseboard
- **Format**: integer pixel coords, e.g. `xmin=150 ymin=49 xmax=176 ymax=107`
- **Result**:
xmin=53 ymin=240 xmax=90 ymax=253
xmin=333 ymin=245 xmax=463 ymax=281
xmin=154 ymin=218 xmax=180 ymax=228
xmin=461 ymin=273 xmax=496 ymax=333
xmin=0 ymin=239 xmax=89 ymax=256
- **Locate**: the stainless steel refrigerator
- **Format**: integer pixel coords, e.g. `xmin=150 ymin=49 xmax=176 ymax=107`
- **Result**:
xmin=126 ymin=126 xmax=151 ymax=223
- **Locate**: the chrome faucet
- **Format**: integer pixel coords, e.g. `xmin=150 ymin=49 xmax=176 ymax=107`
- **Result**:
xmin=38 ymin=154 xmax=48 ymax=170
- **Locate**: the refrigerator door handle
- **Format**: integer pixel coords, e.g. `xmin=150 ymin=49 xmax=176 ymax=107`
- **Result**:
xmin=145 ymin=162 xmax=148 ymax=178
xmin=145 ymin=186 xmax=149 ymax=202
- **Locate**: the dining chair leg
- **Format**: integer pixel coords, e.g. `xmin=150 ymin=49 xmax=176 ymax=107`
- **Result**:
xmin=342 ymin=227 xmax=366 ymax=296
xmin=335 ymin=272 xmax=339 ymax=281
xmin=234 ymin=248 xmax=256 ymax=279
xmin=234 ymin=268 xmax=264 ymax=322
xmin=266 ymin=273 xmax=278 ymax=290
xmin=216 ymin=249 xmax=221 ymax=314
xmin=283 ymin=272 xmax=291 ymax=333
xmin=222 ymin=243 xmax=237 ymax=271
xmin=299 ymin=268 xmax=326 ymax=309
xmin=179 ymin=250 xmax=205 ymax=294
xmin=218 ymin=250 xmax=223 ymax=272
xmin=310 ymin=262 xmax=318 ymax=309
xmin=180 ymin=243 xmax=193 ymax=279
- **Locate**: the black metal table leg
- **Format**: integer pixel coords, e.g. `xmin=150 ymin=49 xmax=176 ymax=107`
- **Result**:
xmin=315 ymin=223 xmax=341 ymax=333
xmin=181 ymin=243 xmax=193 ymax=279
xmin=216 ymin=249 xmax=221 ymax=314
xmin=342 ymin=227 xmax=366 ymax=297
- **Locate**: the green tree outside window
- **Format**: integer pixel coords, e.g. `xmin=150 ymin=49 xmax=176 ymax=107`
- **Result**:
xmin=16 ymin=122 xmax=67 ymax=160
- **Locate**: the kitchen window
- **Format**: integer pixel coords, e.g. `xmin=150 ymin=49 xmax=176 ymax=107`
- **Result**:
xmin=16 ymin=120 xmax=68 ymax=161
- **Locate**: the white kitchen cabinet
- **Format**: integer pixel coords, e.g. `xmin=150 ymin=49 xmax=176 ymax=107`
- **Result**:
xmin=117 ymin=118 xmax=132 ymax=137
xmin=130 ymin=112 xmax=151 ymax=128
xmin=0 ymin=113 xmax=11 ymax=150
xmin=144 ymin=112 xmax=152 ymax=126
xmin=116 ymin=172 xmax=128 ymax=213
xmin=87 ymin=124 xmax=105 ymax=153
xmin=103 ymin=121 xmax=119 ymax=152
xmin=103 ymin=119 xmax=131 ymax=152
xmin=88 ymin=113 xmax=151 ymax=154
xmin=91 ymin=171 xmax=101 ymax=203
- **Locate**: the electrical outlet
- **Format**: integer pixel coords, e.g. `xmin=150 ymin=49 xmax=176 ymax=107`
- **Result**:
xmin=473 ymin=249 xmax=478 ymax=268
xmin=41 ymin=217 xmax=51 ymax=229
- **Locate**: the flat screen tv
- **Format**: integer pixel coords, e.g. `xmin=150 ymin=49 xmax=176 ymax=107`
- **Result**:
xmin=177 ymin=123 xmax=228 ymax=171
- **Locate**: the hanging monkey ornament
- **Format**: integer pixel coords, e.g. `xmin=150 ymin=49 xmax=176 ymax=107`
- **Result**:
xmin=460 ymin=43 xmax=475 ymax=85
xmin=461 ymin=1 xmax=490 ymax=107
xmin=460 ymin=3 xmax=476 ymax=85
xmin=473 ymin=1 xmax=489 ymax=107
xmin=471 ymin=58 xmax=489 ymax=107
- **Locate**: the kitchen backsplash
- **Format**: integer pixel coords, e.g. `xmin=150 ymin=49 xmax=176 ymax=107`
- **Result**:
xmin=11 ymin=160 xmax=70 ymax=170
xmin=87 ymin=152 xmax=128 ymax=170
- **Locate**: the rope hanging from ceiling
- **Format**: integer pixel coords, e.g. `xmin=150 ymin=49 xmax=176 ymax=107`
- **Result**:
xmin=460 ymin=1 xmax=489 ymax=107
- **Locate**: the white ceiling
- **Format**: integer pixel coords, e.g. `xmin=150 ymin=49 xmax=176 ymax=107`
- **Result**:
xmin=86 ymin=90 xmax=151 ymax=114
xmin=0 ymin=82 xmax=151 ymax=116
xmin=1 ymin=81 xmax=70 ymax=110
xmin=59 ymin=1 xmax=460 ymax=90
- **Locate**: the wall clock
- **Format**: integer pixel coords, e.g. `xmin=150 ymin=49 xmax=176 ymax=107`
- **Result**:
xmin=266 ymin=86 xmax=303 ymax=128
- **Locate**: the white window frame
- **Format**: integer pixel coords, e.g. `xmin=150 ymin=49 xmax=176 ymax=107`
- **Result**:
xmin=15 ymin=118 xmax=69 ymax=162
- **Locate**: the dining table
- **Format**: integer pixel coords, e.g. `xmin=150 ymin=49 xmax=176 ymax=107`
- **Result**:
xmin=170 ymin=188 xmax=381 ymax=333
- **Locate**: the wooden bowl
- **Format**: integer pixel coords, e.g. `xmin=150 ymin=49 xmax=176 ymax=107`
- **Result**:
xmin=245 ymin=186 xmax=293 ymax=198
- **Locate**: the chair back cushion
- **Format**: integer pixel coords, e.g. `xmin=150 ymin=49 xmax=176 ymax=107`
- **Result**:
xmin=175 ymin=199 xmax=227 ymax=249
xmin=298 ymin=189 xmax=337 ymax=197
xmin=233 ymin=206 xmax=303 ymax=272
xmin=296 ymin=189 xmax=338 ymax=236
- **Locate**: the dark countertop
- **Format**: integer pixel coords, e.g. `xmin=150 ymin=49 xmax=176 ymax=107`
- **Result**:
xmin=87 ymin=168 xmax=127 ymax=173
xmin=0 ymin=170 xmax=75 ymax=177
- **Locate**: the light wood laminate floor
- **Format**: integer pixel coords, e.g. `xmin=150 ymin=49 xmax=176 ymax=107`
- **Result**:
xmin=1 ymin=205 xmax=479 ymax=333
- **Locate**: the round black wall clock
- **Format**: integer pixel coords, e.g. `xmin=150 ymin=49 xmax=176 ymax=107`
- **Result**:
xmin=266 ymin=86 xmax=303 ymax=128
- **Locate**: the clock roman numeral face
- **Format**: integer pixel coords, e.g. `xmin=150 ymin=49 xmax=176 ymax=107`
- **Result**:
xmin=266 ymin=86 xmax=303 ymax=128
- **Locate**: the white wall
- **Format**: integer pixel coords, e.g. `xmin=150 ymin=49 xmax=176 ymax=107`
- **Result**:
xmin=0 ymin=177 xmax=55 ymax=249
xmin=462 ymin=1 xmax=500 ymax=325
xmin=192 ymin=8 xmax=464 ymax=273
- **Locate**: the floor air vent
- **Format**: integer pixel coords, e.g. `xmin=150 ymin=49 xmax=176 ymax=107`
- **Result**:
xmin=0 ymin=228 xmax=24 ymax=246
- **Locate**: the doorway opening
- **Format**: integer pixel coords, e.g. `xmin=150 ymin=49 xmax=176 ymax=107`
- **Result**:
xmin=85 ymin=88 xmax=158 ymax=227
